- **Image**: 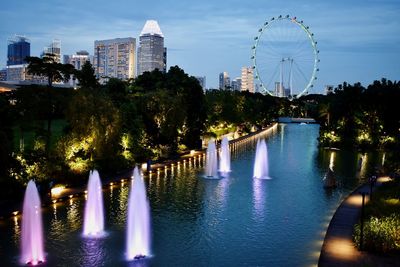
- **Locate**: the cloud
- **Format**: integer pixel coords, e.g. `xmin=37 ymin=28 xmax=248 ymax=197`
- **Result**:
xmin=1 ymin=0 xmax=399 ymax=88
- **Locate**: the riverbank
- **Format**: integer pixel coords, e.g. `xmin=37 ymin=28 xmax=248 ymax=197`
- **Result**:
xmin=0 ymin=123 xmax=278 ymax=220
xmin=318 ymin=176 xmax=400 ymax=266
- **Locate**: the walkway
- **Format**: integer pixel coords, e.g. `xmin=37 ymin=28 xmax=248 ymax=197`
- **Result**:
xmin=318 ymin=176 xmax=399 ymax=266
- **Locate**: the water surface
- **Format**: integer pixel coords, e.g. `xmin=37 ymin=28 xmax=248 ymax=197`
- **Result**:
xmin=0 ymin=124 xmax=383 ymax=266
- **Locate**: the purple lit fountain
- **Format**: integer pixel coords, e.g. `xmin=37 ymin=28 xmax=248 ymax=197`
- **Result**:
xmin=21 ymin=180 xmax=45 ymax=265
xmin=253 ymin=139 xmax=271 ymax=179
xmin=219 ymin=137 xmax=231 ymax=177
xmin=205 ymin=140 xmax=218 ymax=178
xmin=83 ymin=170 xmax=105 ymax=237
xmin=126 ymin=167 xmax=151 ymax=260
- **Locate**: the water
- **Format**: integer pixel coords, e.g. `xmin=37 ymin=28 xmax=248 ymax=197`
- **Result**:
xmin=0 ymin=124 xmax=385 ymax=266
xmin=253 ymin=139 xmax=270 ymax=179
xmin=205 ymin=140 xmax=218 ymax=178
xmin=21 ymin=180 xmax=45 ymax=265
xmin=83 ymin=170 xmax=105 ymax=237
xmin=219 ymin=137 xmax=231 ymax=176
xmin=126 ymin=167 xmax=151 ymax=260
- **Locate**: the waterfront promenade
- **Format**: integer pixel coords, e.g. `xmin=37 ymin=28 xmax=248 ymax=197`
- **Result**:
xmin=319 ymin=176 xmax=399 ymax=266
xmin=1 ymin=123 xmax=278 ymax=219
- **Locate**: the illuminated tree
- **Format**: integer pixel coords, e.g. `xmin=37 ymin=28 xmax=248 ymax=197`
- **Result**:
xmin=63 ymin=89 xmax=121 ymax=172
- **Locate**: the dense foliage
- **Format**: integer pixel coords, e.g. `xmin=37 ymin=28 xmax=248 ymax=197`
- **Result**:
xmin=0 ymin=56 xmax=398 ymax=204
xmin=354 ymin=178 xmax=400 ymax=253
xmin=316 ymin=79 xmax=400 ymax=149
xmin=0 ymin=61 xmax=284 ymax=195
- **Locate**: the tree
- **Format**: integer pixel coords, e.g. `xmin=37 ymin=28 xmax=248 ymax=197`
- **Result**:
xmin=26 ymin=54 xmax=75 ymax=89
xmin=0 ymin=94 xmax=14 ymax=178
xmin=75 ymin=61 xmax=99 ymax=89
xmin=166 ymin=66 xmax=206 ymax=149
xmin=63 ymin=89 xmax=121 ymax=172
xmin=104 ymin=78 xmax=128 ymax=108
xmin=26 ymin=54 xmax=75 ymax=154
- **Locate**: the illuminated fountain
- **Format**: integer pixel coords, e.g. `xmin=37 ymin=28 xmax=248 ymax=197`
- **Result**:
xmin=205 ymin=140 xmax=218 ymax=178
xmin=83 ymin=170 xmax=105 ymax=237
xmin=21 ymin=180 xmax=45 ymax=265
xmin=219 ymin=137 xmax=231 ymax=177
xmin=253 ymin=139 xmax=271 ymax=179
xmin=126 ymin=167 xmax=151 ymax=260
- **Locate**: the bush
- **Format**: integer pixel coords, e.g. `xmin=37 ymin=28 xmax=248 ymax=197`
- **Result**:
xmin=354 ymin=214 xmax=400 ymax=253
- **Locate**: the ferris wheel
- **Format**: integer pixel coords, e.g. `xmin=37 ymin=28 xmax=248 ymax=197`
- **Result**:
xmin=252 ymin=15 xmax=319 ymax=98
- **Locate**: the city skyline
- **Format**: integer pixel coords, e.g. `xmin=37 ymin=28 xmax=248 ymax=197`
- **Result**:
xmin=1 ymin=0 xmax=399 ymax=92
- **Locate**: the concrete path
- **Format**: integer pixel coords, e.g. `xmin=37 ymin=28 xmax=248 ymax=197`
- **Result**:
xmin=318 ymin=177 xmax=399 ymax=267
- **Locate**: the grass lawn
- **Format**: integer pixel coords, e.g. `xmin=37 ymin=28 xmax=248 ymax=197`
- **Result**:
xmin=12 ymin=119 xmax=68 ymax=151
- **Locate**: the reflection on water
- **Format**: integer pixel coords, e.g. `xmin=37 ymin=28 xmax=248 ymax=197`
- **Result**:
xmin=0 ymin=123 xmax=387 ymax=266
xmin=253 ymin=178 xmax=267 ymax=221
xmin=329 ymin=151 xmax=335 ymax=171
xmin=215 ymin=177 xmax=229 ymax=208
xmin=12 ymin=216 xmax=20 ymax=246
xmin=50 ymin=203 xmax=64 ymax=241
xmin=280 ymin=123 xmax=286 ymax=153
xmin=79 ymin=237 xmax=106 ymax=266
xmin=382 ymin=153 xmax=386 ymax=167
xmin=67 ymin=199 xmax=82 ymax=232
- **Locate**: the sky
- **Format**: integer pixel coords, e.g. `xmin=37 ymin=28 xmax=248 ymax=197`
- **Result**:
xmin=1 ymin=0 xmax=399 ymax=93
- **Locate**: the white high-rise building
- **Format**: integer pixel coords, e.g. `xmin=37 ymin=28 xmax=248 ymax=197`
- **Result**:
xmin=64 ymin=50 xmax=93 ymax=87
xmin=241 ymin=67 xmax=254 ymax=93
xmin=219 ymin=72 xmax=230 ymax=90
xmin=231 ymin=77 xmax=242 ymax=91
xmin=64 ymin=50 xmax=92 ymax=70
xmin=93 ymin=37 xmax=136 ymax=83
xmin=137 ymin=20 xmax=167 ymax=76
xmin=42 ymin=39 xmax=61 ymax=63
xmin=275 ymin=82 xmax=284 ymax=97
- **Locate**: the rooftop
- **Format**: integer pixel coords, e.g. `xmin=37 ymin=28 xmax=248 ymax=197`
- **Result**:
xmin=140 ymin=20 xmax=164 ymax=37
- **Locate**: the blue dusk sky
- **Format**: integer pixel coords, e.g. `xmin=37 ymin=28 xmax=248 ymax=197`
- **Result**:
xmin=0 ymin=0 xmax=399 ymax=92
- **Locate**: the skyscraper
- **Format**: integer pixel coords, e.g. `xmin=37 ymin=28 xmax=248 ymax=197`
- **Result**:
xmin=0 ymin=68 xmax=7 ymax=81
xmin=7 ymin=35 xmax=30 ymax=66
xmin=64 ymin=50 xmax=93 ymax=87
xmin=6 ymin=35 xmax=31 ymax=82
xmin=241 ymin=67 xmax=254 ymax=93
xmin=219 ymin=72 xmax=230 ymax=90
xmin=93 ymin=37 xmax=136 ymax=83
xmin=63 ymin=50 xmax=92 ymax=70
xmin=42 ymin=39 xmax=61 ymax=63
xmin=231 ymin=77 xmax=242 ymax=91
xmin=195 ymin=76 xmax=206 ymax=90
xmin=137 ymin=20 xmax=166 ymax=75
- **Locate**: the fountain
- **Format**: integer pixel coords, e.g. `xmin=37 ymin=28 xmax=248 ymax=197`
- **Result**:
xmin=253 ymin=139 xmax=271 ymax=179
xmin=83 ymin=170 xmax=105 ymax=237
xmin=205 ymin=140 xmax=218 ymax=178
xmin=126 ymin=167 xmax=151 ymax=260
xmin=21 ymin=180 xmax=45 ymax=265
xmin=219 ymin=137 xmax=231 ymax=176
